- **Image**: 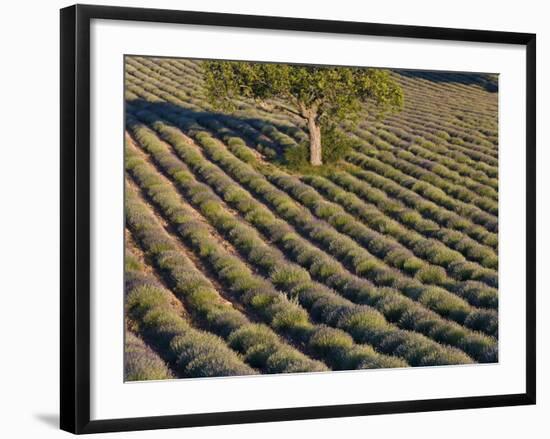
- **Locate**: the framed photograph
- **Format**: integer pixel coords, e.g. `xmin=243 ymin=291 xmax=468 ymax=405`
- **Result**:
xmin=60 ymin=4 xmax=536 ymax=434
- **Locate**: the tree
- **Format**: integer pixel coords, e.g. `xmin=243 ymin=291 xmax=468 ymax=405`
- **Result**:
xmin=202 ymin=61 xmax=404 ymax=166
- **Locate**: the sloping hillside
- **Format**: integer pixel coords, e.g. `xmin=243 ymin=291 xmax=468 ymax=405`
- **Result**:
xmin=123 ymin=56 xmax=498 ymax=380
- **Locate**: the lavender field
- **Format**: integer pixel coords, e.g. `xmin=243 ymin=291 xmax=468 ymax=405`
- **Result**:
xmin=123 ymin=56 xmax=498 ymax=381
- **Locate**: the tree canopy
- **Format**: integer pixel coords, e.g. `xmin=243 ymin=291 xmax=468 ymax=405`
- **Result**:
xmin=203 ymin=61 xmax=404 ymax=166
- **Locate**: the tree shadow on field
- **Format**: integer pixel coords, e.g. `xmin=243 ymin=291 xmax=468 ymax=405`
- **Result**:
xmin=394 ymin=69 xmax=498 ymax=93
xmin=126 ymin=98 xmax=303 ymax=165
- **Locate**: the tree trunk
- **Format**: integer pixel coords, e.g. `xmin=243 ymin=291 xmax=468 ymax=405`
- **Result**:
xmin=307 ymin=115 xmax=322 ymax=166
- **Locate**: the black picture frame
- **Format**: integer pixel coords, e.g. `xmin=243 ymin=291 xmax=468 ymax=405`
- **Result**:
xmin=60 ymin=4 xmax=536 ymax=434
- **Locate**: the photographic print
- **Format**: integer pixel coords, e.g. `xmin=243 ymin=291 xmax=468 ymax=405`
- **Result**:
xmin=124 ymin=56 xmax=499 ymax=381
xmin=60 ymin=6 xmax=535 ymax=432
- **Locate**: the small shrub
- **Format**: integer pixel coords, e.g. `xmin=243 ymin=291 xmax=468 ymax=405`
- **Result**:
xmin=172 ymin=333 xmax=256 ymax=377
xmin=308 ymin=326 xmax=354 ymax=367
xmin=458 ymin=333 xmax=498 ymax=363
xmin=338 ymin=308 xmax=390 ymax=343
xmin=401 ymin=257 xmax=425 ymax=275
xmin=464 ymin=309 xmax=498 ymax=336
xmin=265 ymin=348 xmax=328 ymax=373
xmin=415 ymin=265 xmax=448 ymax=284
xmin=418 ymin=287 xmax=470 ymax=322
xmin=228 ymin=325 xmax=278 ymax=353
xmin=125 ymin=332 xmax=173 ymax=381
xmin=270 ymin=304 xmax=311 ymax=334
xmin=270 ymin=265 xmax=310 ymax=289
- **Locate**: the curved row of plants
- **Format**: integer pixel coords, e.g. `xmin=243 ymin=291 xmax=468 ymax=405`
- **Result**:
xmin=350 ymin=141 xmax=498 ymax=216
xmin=124 ymin=71 xmax=499 ymax=328
xmin=126 ymin=118 xmax=495 ymax=364
xmin=134 ymin=104 xmax=498 ymax=337
xmin=260 ymin=141 xmax=497 ymax=291
xmin=126 ymin=181 xmax=330 ymax=374
xmin=126 ymin=118 xmax=496 ymax=365
xmin=237 ymin=105 xmax=499 ymax=210
xmin=126 ymin=137 xmax=415 ymax=369
xmin=157 ymin=56 xmax=500 ymax=168
xmin=263 ymin=105 xmax=498 ymax=186
xmin=395 ymin=71 xmax=496 ymax=107
xmin=391 ymin=91 xmax=497 ymax=132
xmin=360 ymin=124 xmax=498 ymax=191
xmin=125 ymin=242 xmax=175 ymax=381
xmin=381 ymin=94 xmax=498 ymax=158
xmin=300 ymin=174 xmax=498 ymax=302
xmin=330 ymin=165 xmax=498 ymax=254
xmin=382 ymin=95 xmax=498 ymax=150
xmin=124 ymin=58 xmax=500 ymax=360
xmin=125 ymin=71 xmax=498 ymax=282
xmin=129 ymin=65 xmax=500 ymax=253
xmin=195 ymin=107 xmax=499 ymax=267
xmin=126 ymin=63 xmax=294 ymax=162
xmin=125 ymin=239 xmax=258 ymax=378
xmin=162 ymin=56 xmax=498 ymax=149
xmin=129 ymin=58 xmax=500 ymax=212
xmin=372 ymin=112 xmax=498 ymax=167
xmin=263 ymin=166 xmax=497 ymax=290
xmin=125 ymin=330 xmax=174 ymax=381
xmin=227 ymin=110 xmax=500 ymax=225
xmin=365 ymin=111 xmax=498 ymax=166
xmin=348 ymin=124 xmax=498 ymax=199
xmin=197 ymin=114 xmax=498 ymax=285
xmin=386 ymin=76 xmax=498 ymax=152
xmin=347 ymin=151 xmax=498 ymax=232
xmin=126 ymin=106 xmax=497 ymax=362
xmin=344 ymin=162 xmax=498 ymax=248
xmin=127 ymin=58 xmax=210 ymax=111
xmin=157 ymin=56 xmax=500 ymax=184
